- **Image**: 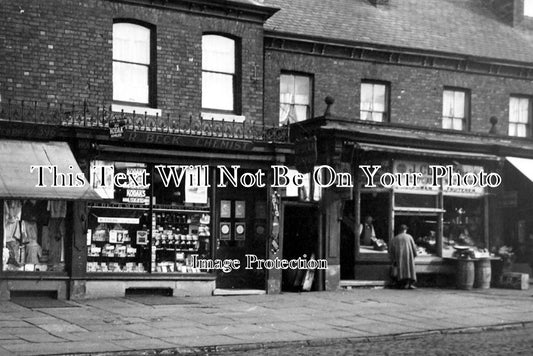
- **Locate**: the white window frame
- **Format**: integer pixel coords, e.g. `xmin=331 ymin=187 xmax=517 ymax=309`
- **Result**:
xmin=112 ymin=22 xmax=153 ymax=106
xmin=442 ymin=88 xmax=468 ymax=131
xmin=360 ymin=82 xmax=388 ymax=122
xmin=201 ymin=34 xmax=237 ymax=113
xmin=279 ymin=73 xmax=312 ymax=126
xmin=509 ymin=96 xmax=531 ymax=137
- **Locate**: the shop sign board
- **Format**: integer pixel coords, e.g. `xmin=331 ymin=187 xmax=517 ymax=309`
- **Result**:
xmin=294 ymin=136 xmax=317 ymax=173
xmin=442 ymin=164 xmax=485 ymax=196
xmin=392 ymin=160 xmax=485 ymax=195
xmin=393 ymin=160 xmax=439 ymax=193
xmin=109 ymin=120 xmax=125 ymax=138
xmin=122 ymin=130 xmax=254 ymax=151
xmin=0 ymin=122 xmax=56 ymax=139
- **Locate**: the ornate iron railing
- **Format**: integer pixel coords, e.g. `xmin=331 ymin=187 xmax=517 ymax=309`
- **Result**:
xmin=0 ymin=99 xmax=289 ymax=143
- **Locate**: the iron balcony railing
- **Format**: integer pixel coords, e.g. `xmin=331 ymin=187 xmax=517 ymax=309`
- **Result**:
xmin=0 ymin=99 xmax=289 ymax=143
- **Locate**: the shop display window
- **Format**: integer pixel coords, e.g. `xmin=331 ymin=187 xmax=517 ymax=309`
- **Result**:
xmin=2 ymin=199 xmax=67 ymax=272
xmin=87 ymin=161 xmax=211 ymax=274
xmin=443 ymin=197 xmax=486 ymax=258
xmin=395 ymin=214 xmax=439 ymax=257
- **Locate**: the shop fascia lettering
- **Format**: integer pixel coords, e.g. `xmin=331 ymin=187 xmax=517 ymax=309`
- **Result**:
xmin=360 ymin=164 xmax=501 ymax=189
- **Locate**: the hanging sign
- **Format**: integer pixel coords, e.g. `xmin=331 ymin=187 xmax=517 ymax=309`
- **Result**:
xmin=294 ymin=136 xmax=317 ymax=173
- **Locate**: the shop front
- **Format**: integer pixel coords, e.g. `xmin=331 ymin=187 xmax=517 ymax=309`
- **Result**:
xmin=0 ymin=103 xmax=292 ymax=299
xmin=71 ymin=131 xmax=292 ymax=298
xmin=0 ymin=139 xmax=100 ymax=300
xmin=346 ymin=145 xmax=499 ymax=283
xmin=289 ymin=115 xmax=506 ymax=289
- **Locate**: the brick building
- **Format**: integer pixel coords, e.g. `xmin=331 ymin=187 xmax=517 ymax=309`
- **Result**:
xmin=0 ymin=0 xmax=290 ymax=299
xmin=262 ymin=0 xmax=533 ymax=289
xmin=1 ymin=0 xmax=533 ymax=299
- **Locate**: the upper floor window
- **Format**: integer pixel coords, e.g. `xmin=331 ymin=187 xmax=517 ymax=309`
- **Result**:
xmin=509 ymin=96 xmax=531 ymax=137
xmin=202 ymin=35 xmax=238 ymax=112
xmin=360 ymin=81 xmax=389 ymax=122
xmin=442 ymin=88 xmax=469 ymax=130
xmin=113 ymin=22 xmax=154 ymax=106
xmin=279 ymin=73 xmax=312 ymax=126
xmin=525 ymin=0 xmax=533 ymax=16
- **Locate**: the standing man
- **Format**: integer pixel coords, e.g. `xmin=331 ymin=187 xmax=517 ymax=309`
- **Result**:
xmin=358 ymin=215 xmax=377 ymax=246
xmin=389 ymin=224 xmax=418 ymax=289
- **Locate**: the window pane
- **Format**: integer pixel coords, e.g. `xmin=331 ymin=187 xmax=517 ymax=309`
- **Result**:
xmin=294 ymin=76 xmax=310 ymax=105
xmin=113 ymin=23 xmax=150 ymax=65
xmin=372 ymin=112 xmax=383 ymax=122
xmin=279 ymin=103 xmax=292 ymax=125
xmin=525 ymin=0 xmax=533 ymax=16
xmin=518 ymin=98 xmax=529 ymax=123
xmin=509 ymin=97 xmax=519 ymax=123
xmin=360 ymin=83 xmax=373 ymax=111
xmin=453 ymin=91 xmax=465 ymax=118
xmin=373 ymin=84 xmax=386 ymax=112
xmin=442 ymin=90 xmax=454 ymax=117
xmin=452 ymin=118 xmax=463 ymax=130
xmin=517 ymin=124 xmax=527 ymax=137
xmin=509 ymin=123 xmax=517 ymax=136
xmin=202 ymin=35 xmax=235 ymax=74
xmin=113 ymin=62 xmax=149 ymax=103
xmin=202 ymin=72 xmax=233 ymax=111
xmin=442 ymin=117 xmax=452 ymax=129
xmin=294 ymin=105 xmax=308 ymax=122
xmin=280 ymin=75 xmax=294 ymax=104
xmin=360 ymin=110 xmax=373 ymax=121
xmin=4 ymin=200 xmax=67 ymax=272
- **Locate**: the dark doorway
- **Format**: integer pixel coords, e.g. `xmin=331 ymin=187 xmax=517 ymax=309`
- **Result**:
xmin=281 ymin=204 xmax=320 ymax=292
xmin=215 ymin=184 xmax=268 ymax=290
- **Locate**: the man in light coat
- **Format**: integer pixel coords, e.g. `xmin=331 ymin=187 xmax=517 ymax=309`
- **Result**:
xmin=389 ymin=224 xmax=418 ymax=289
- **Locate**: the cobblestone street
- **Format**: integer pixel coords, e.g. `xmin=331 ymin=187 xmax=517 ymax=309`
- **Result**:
xmin=215 ymin=325 xmax=533 ymax=356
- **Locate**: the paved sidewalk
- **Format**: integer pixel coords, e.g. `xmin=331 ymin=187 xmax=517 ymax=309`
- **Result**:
xmin=1 ymin=288 xmax=533 ymax=355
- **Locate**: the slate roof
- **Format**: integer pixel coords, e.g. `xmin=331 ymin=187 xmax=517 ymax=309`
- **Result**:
xmin=264 ymin=0 xmax=533 ymax=64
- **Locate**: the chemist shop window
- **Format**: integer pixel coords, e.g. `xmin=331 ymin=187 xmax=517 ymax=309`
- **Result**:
xmin=87 ymin=161 xmax=151 ymax=273
xmin=2 ymin=200 xmax=68 ymax=272
xmin=442 ymin=197 xmax=485 ymax=258
xmin=152 ymin=165 xmax=211 ymax=273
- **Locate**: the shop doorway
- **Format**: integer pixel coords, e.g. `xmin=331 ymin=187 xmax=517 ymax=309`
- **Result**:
xmin=281 ymin=203 xmax=320 ymax=292
xmin=215 ymin=186 xmax=268 ymax=290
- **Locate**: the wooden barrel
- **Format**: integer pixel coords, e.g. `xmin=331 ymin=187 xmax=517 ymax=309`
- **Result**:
xmin=456 ymin=259 xmax=475 ymax=290
xmin=474 ymin=258 xmax=492 ymax=289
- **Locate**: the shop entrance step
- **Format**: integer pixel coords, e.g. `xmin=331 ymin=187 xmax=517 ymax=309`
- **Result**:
xmin=340 ymin=280 xmax=386 ymax=289
xmin=213 ymin=289 xmax=266 ymax=296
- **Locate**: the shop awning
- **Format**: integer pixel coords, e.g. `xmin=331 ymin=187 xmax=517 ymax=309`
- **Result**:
xmin=506 ymin=156 xmax=533 ymax=183
xmin=356 ymin=143 xmax=501 ymax=161
xmin=0 ymin=140 xmax=101 ymax=200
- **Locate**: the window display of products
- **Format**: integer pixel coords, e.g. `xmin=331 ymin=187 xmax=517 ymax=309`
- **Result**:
xmin=152 ymin=210 xmax=210 ymax=273
xmin=87 ymin=160 xmax=213 ymax=274
xmin=2 ymin=199 xmax=67 ymax=272
xmin=86 ymin=206 xmax=151 ymax=273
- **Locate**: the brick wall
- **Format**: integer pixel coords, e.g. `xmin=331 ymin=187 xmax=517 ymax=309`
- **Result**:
xmin=0 ymin=0 xmax=265 ymax=123
xmin=264 ymin=50 xmax=533 ymax=134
